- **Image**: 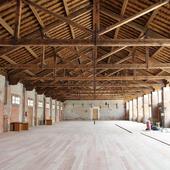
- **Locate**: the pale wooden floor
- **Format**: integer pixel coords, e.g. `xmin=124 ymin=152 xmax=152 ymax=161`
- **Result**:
xmin=0 ymin=121 xmax=170 ymax=170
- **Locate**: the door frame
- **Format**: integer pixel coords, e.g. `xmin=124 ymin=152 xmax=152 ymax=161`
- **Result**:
xmin=90 ymin=107 xmax=100 ymax=120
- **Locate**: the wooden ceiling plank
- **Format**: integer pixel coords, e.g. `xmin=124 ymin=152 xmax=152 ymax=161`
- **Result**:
xmin=43 ymin=5 xmax=93 ymax=33
xmin=0 ymin=9 xmax=38 ymax=77
xmin=97 ymin=46 xmax=126 ymax=62
xmin=23 ymin=0 xmax=93 ymax=35
xmin=0 ymin=55 xmax=35 ymax=77
xmin=0 ymin=0 xmax=15 ymax=5
xmin=107 ymin=0 xmax=129 ymax=63
xmin=11 ymin=2 xmax=44 ymax=76
xmin=0 ymin=5 xmax=92 ymax=58
xmin=95 ymin=50 xmax=132 ymax=76
xmin=1 ymin=0 xmax=169 ymax=100
xmin=129 ymin=6 xmax=160 ymax=79
xmin=92 ymin=0 xmax=100 ymax=99
xmin=134 ymin=47 xmax=170 ymax=73
xmin=0 ymin=55 xmax=16 ymax=64
xmin=62 ymin=0 xmax=84 ymax=74
xmin=29 ymin=5 xmax=44 ymax=28
xmin=99 ymin=0 xmax=169 ymax=35
xmin=25 ymin=46 xmax=38 ymax=59
xmin=100 ymin=9 xmax=167 ymax=39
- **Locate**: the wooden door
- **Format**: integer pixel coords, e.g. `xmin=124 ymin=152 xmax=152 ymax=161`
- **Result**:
xmin=28 ymin=107 xmax=33 ymax=127
xmin=93 ymin=109 xmax=98 ymax=120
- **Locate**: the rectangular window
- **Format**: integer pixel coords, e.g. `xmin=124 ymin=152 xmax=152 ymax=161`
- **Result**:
xmin=12 ymin=95 xmax=20 ymax=105
xmin=46 ymin=103 xmax=50 ymax=109
xmin=52 ymin=104 xmax=55 ymax=110
xmin=38 ymin=101 xmax=43 ymax=108
xmin=28 ymin=99 xmax=34 ymax=107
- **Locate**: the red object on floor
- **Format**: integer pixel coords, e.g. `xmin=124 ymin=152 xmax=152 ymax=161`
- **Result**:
xmin=146 ymin=120 xmax=151 ymax=130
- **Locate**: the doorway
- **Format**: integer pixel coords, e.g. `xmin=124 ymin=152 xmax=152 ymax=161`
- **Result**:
xmin=92 ymin=108 xmax=100 ymax=120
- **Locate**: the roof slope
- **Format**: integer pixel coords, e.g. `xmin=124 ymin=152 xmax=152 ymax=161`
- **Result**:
xmin=0 ymin=0 xmax=170 ymax=100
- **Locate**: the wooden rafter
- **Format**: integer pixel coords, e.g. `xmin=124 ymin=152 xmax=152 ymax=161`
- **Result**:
xmin=97 ymin=46 xmax=126 ymax=62
xmin=100 ymin=9 xmax=167 ymax=38
xmin=0 ymin=55 xmax=34 ymax=77
xmin=1 ymin=38 xmax=170 ymax=46
xmin=25 ymin=46 xmax=38 ymax=59
xmin=0 ymin=5 xmax=92 ymax=58
xmin=107 ymin=0 xmax=128 ymax=64
xmin=62 ymin=0 xmax=83 ymax=74
xmin=92 ymin=0 xmax=100 ymax=98
xmin=29 ymin=83 xmax=160 ymax=88
xmin=3 ymin=63 xmax=170 ymax=70
xmin=23 ymin=0 xmax=93 ymax=35
xmin=99 ymin=1 xmax=167 ymax=69
xmin=0 ymin=0 xmax=169 ymax=100
xmin=29 ymin=5 xmax=44 ymax=28
xmin=0 ymin=17 xmax=14 ymax=35
xmin=99 ymin=0 xmax=169 ymax=35
xmin=14 ymin=0 xmax=22 ymax=39
xmin=21 ymin=76 xmax=170 ymax=81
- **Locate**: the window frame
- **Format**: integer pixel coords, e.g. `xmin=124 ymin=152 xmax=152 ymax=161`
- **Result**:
xmin=11 ymin=94 xmax=21 ymax=106
xmin=38 ymin=101 xmax=43 ymax=108
xmin=28 ymin=98 xmax=34 ymax=107
xmin=46 ymin=103 xmax=50 ymax=109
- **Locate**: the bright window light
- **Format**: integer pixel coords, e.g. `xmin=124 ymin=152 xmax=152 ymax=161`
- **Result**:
xmin=12 ymin=95 xmax=20 ymax=105
xmin=28 ymin=99 xmax=34 ymax=107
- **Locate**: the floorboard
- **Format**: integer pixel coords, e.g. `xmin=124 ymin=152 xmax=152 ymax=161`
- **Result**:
xmin=0 ymin=121 xmax=170 ymax=170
